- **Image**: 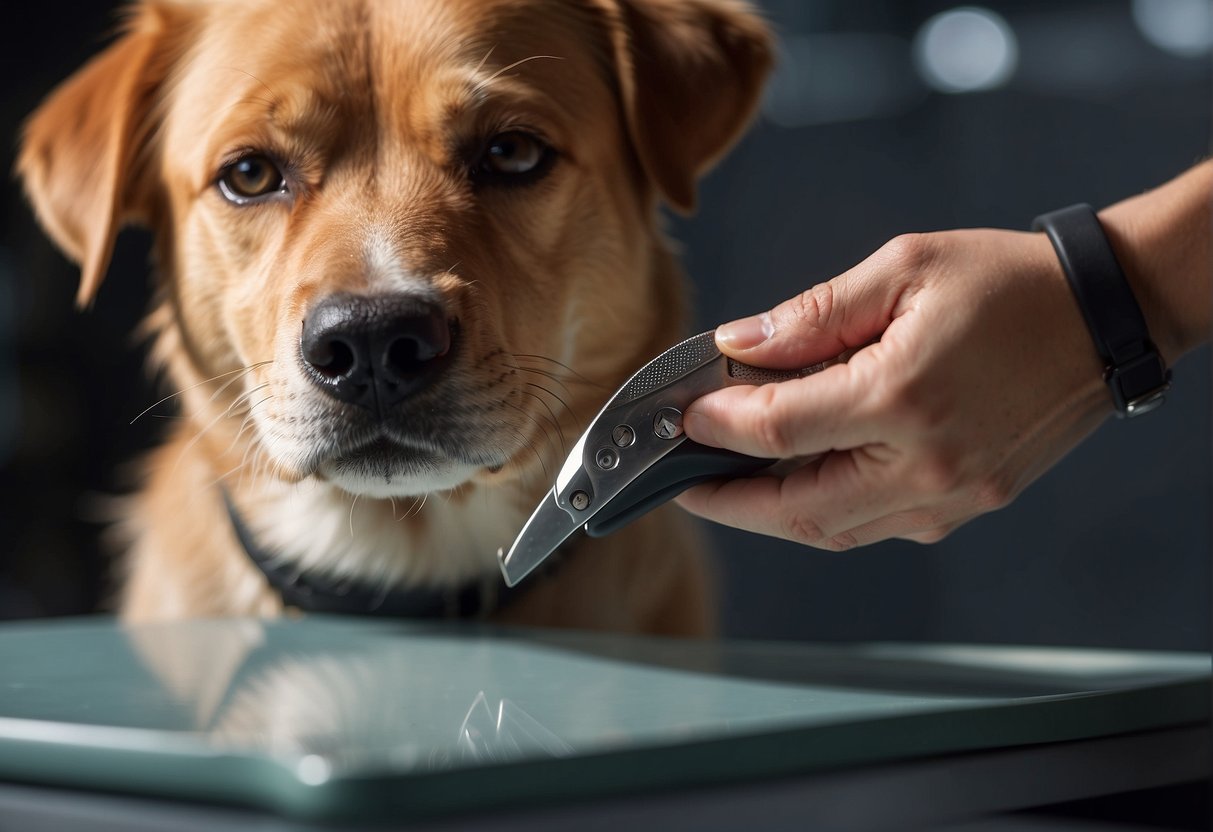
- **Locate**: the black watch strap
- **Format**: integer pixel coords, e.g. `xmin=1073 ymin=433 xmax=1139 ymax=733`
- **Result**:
xmin=1032 ymin=203 xmax=1170 ymax=418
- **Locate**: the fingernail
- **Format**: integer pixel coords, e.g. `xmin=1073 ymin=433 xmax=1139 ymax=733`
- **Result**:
xmin=683 ymin=409 xmax=717 ymax=447
xmin=716 ymin=312 xmax=773 ymax=350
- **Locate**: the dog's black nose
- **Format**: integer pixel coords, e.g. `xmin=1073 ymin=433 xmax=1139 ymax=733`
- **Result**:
xmin=300 ymin=293 xmax=453 ymax=410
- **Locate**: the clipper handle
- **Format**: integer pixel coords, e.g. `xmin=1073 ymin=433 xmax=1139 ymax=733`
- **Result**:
xmin=581 ymin=337 xmax=830 ymax=538
xmin=584 ymin=442 xmax=771 ymax=538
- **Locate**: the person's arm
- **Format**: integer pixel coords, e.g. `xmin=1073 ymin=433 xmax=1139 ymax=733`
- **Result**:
xmin=675 ymin=161 xmax=1212 ymax=549
xmin=1099 ymin=159 xmax=1212 ymax=364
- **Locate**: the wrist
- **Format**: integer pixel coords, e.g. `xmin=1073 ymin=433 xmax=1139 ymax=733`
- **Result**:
xmin=1097 ymin=160 xmax=1213 ymax=364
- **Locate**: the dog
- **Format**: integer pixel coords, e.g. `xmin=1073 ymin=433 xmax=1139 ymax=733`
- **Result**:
xmin=18 ymin=0 xmax=772 ymax=634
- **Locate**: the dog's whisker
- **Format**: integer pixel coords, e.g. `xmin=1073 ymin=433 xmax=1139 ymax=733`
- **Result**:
xmin=205 ymin=427 xmax=275 ymax=492
xmin=175 ymin=393 xmax=276 ymax=477
xmin=403 ymin=494 xmax=427 ymax=519
xmin=524 ymin=439 xmax=549 ymax=481
xmin=206 ymin=460 xmax=251 ymax=490
xmin=246 ymin=395 xmax=275 ymax=413
xmin=130 ymin=361 xmax=271 ymax=425
xmin=235 ymin=412 xmax=260 ymax=436
xmin=213 ymin=392 xmax=271 ymax=452
xmin=176 ymin=412 xmax=241 ymax=474
xmin=508 ymin=353 xmax=600 ymax=387
xmin=517 ymin=390 xmax=567 ymax=455
xmin=523 ymin=381 xmax=576 ymax=422
xmin=510 ymin=365 xmax=575 ymax=397
xmin=499 ymin=424 xmax=553 ymax=495
xmin=506 ymin=419 xmax=551 ymax=481
xmin=348 ymin=493 xmax=360 ymax=538
xmin=514 ymin=397 xmax=565 ymax=463
xmin=224 ymin=415 xmax=261 ymax=457
xmin=473 ymin=45 xmax=495 ymax=76
xmin=478 ymin=54 xmax=564 ymax=89
xmin=223 ymin=383 xmax=272 ymax=419
xmin=210 ymin=360 xmax=274 ymax=402
xmin=500 ymin=399 xmax=560 ymax=468
xmin=232 ymin=429 xmax=260 ymax=476
xmin=220 ymin=66 xmax=282 ymax=109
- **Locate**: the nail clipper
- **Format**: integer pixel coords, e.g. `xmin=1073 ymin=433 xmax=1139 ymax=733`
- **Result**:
xmin=498 ymin=330 xmax=827 ymax=586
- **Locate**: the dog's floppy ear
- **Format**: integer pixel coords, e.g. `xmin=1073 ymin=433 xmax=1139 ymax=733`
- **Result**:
xmin=602 ymin=0 xmax=773 ymax=213
xmin=17 ymin=5 xmax=186 ymax=307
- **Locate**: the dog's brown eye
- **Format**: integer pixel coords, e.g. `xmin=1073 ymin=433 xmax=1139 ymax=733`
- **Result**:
xmin=476 ymin=131 xmax=552 ymax=179
xmin=218 ymin=155 xmax=286 ymax=202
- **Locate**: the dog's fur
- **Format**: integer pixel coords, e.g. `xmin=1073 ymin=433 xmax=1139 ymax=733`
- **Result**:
xmin=18 ymin=0 xmax=771 ymax=633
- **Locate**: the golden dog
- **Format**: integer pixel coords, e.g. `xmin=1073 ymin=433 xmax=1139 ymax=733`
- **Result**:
xmin=18 ymin=0 xmax=771 ymax=633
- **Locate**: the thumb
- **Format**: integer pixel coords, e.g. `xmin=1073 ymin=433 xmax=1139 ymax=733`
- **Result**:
xmin=715 ymin=245 xmax=913 ymax=369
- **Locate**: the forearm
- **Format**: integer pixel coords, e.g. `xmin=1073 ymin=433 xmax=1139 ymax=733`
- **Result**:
xmin=1098 ymin=159 xmax=1213 ymax=364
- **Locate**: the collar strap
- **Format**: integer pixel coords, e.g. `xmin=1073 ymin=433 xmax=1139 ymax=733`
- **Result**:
xmin=222 ymin=490 xmax=539 ymax=618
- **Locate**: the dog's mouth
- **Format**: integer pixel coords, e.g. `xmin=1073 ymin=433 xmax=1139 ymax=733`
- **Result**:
xmin=311 ymin=427 xmax=504 ymax=497
xmin=328 ymin=437 xmax=444 ymax=479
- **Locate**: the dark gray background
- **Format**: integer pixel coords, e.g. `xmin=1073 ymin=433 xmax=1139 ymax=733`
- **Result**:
xmin=1 ymin=1 xmax=1209 ymax=650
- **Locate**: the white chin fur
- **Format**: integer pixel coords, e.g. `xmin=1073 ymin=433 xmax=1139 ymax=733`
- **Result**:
xmin=319 ymin=461 xmax=481 ymax=498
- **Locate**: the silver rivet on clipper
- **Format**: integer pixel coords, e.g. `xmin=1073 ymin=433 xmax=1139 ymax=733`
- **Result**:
xmin=612 ymin=425 xmax=635 ymax=447
xmin=570 ymin=491 xmax=590 ymax=511
xmin=653 ymin=408 xmax=683 ymax=440
xmin=595 ymin=448 xmax=619 ymax=470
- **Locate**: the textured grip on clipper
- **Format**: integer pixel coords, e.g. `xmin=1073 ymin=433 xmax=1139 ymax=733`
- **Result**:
xmin=613 ymin=332 xmax=719 ymax=405
xmin=726 ymin=358 xmax=828 ymax=384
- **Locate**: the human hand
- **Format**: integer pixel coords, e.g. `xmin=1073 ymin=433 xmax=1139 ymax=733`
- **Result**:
xmin=676 ymin=229 xmax=1113 ymax=549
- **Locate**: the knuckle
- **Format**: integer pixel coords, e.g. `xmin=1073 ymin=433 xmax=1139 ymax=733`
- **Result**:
xmin=824 ymin=531 xmax=859 ymax=552
xmin=881 ymin=233 xmax=934 ymax=272
xmin=904 ymin=508 xmax=946 ymax=532
xmin=910 ymin=452 xmax=964 ymax=496
xmin=754 ymin=388 xmax=796 ymax=457
xmin=880 ymin=375 xmax=944 ymax=433
xmin=783 ymin=511 xmax=827 ymax=547
xmin=783 ymin=281 xmax=836 ymax=334
xmin=970 ymin=475 xmax=1015 ymax=512
xmin=908 ymin=526 xmax=952 ymax=545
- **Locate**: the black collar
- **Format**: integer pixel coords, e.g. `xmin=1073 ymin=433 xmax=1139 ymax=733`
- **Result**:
xmin=222 ymin=490 xmax=540 ymax=619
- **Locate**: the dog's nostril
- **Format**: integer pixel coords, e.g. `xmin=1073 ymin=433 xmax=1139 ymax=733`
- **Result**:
xmin=320 ymin=339 xmax=354 ymax=378
xmin=316 ymin=339 xmax=356 ymax=378
xmin=385 ymin=336 xmax=430 ymax=377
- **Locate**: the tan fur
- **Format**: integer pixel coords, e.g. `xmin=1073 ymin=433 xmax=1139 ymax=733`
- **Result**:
xmin=18 ymin=0 xmax=771 ymax=635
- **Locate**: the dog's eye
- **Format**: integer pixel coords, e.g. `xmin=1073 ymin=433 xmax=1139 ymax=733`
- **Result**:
xmin=218 ymin=155 xmax=287 ymax=202
xmin=475 ymin=131 xmax=553 ymax=181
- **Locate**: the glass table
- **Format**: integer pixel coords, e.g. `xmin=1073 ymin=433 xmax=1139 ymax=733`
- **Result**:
xmin=0 ymin=616 xmax=1207 ymax=829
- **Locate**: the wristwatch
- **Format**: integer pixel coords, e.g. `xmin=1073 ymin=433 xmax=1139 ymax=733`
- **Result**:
xmin=1032 ymin=203 xmax=1171 ymax=418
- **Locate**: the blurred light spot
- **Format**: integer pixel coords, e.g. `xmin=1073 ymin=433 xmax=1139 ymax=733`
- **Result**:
xmin=297 ymin=754 xmax=331 ymax=785
xmin=914 ymin=7 xmax=1019 ymax=94
xmin=1132 ymin=0 xmax=1213 ymax=57
xmin=763 ymin=34 xmax=926 ymax=128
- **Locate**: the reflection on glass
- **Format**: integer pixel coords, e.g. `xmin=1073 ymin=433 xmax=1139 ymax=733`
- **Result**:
xmin=107 ymin=616 xmax=1211 ymax=788
xmin=457 ymin=691 xmax=573 ymax=764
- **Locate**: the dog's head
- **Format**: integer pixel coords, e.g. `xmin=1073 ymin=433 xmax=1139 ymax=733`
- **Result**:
xmin=19 ymin=0 xmax=771 ymax=500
